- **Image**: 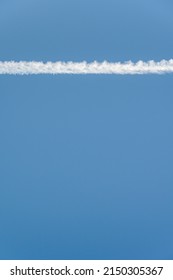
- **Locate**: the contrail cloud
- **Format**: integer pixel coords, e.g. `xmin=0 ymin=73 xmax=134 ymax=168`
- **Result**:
xmin=0 ymin=59 xmax=173 ymax=75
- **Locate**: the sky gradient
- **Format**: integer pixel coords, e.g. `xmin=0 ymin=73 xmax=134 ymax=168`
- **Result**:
xmin=0 ymin=0 xmax=173 ymax=260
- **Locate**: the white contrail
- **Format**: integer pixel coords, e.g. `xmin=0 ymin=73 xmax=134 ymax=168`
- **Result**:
xmin=0 ymin=60 xmax=173 ymax=75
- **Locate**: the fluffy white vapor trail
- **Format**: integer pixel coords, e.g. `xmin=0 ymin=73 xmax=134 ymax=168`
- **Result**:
xmin=0 ymin=60 xmax=173 ymax=75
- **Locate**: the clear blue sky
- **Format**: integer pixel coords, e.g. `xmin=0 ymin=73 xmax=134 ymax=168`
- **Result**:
xmin=0 ymin=0 xmax=173 ymax=259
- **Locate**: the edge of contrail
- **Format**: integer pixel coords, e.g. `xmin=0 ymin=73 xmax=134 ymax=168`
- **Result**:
xmin=0 ymin=60 xmax=173 ymax=75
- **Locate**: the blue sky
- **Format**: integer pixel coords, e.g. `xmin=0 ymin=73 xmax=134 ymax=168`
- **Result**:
xmin=0 ymin=0 xmax=173 ymax=259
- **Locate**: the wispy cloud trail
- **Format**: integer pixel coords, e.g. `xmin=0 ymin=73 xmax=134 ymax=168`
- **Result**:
xmin=0 ymin=60 xmax=173 ymax=75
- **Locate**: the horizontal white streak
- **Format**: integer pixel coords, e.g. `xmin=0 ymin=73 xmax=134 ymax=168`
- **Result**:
xmin=0 ymin=60 xmax=173 ymax=75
